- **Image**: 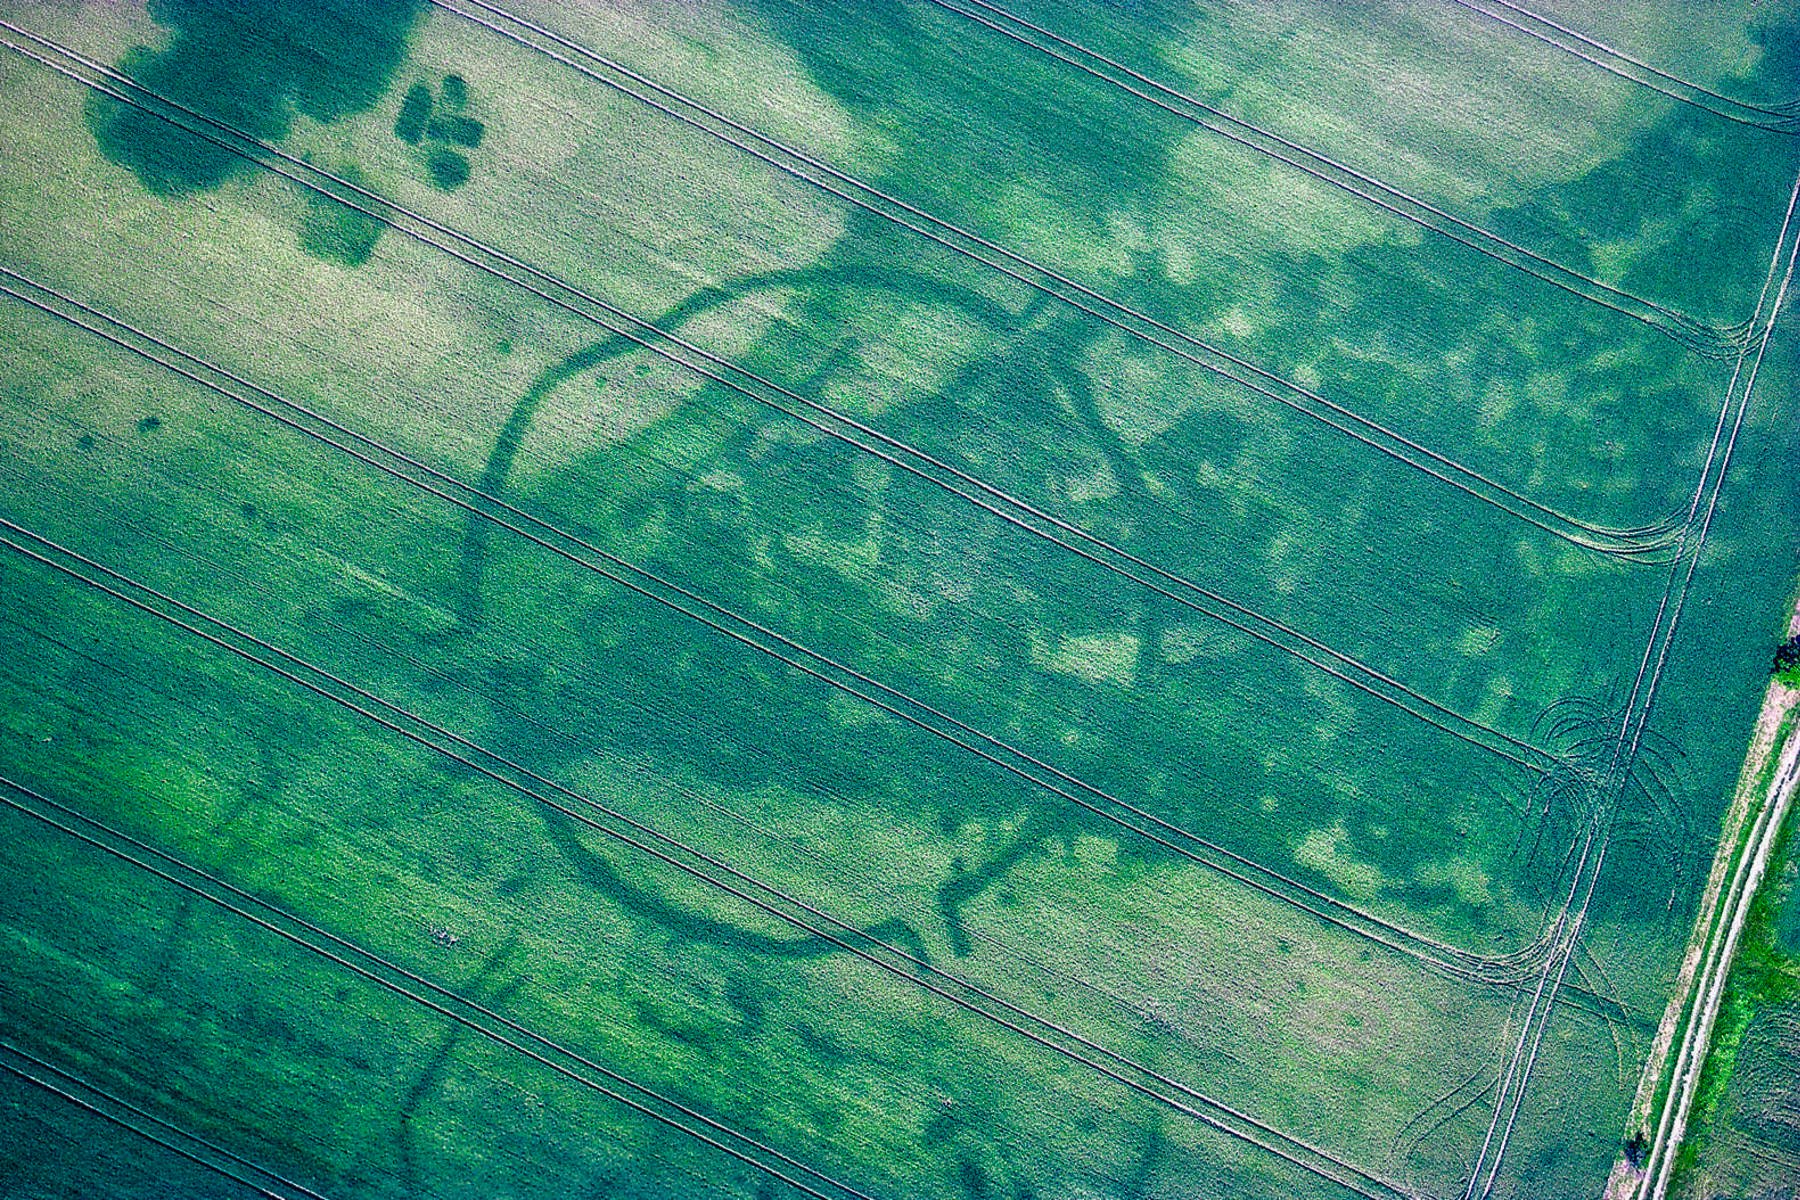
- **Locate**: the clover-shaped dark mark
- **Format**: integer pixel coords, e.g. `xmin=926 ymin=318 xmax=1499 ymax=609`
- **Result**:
xmin=394 ymin=73 xmax=484 ymax=192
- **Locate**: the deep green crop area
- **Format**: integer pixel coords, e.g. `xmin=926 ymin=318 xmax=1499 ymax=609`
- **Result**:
xmin=1 ymin=2 xmax=1797 ymax=1197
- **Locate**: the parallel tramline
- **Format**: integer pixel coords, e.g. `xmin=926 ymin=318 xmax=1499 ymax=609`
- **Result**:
xmin=0 ymin=270 xmax=1565 ymax=992
xmin=1459 ymin=167 xmax=1800 ymax=1199
xmin=426 ymin=0 xmax=1695 ymax=560
xmin=0 ymin=524 xmax=1411 ymax=1200
xmin=0 ymin=4 xmax=1784 ymax=1196
xmin=3 ymin=471 xmax=1610 ymax=1037
xmin=6 ymin=10 xmax=1682 ymax=579
xmin=0 ymin=547 xmax=1224 ymax=1044
xmin=1446 ymin=0 xmax=1800 ymax=132
xmin=0 ymin=780 xmax=877 ymax=1200
xmin=0 ymin=25 xmax=1583 ymax=777
xmin=914 ymin=0 xmax=1750 ymax=358
xmin=0 ymin=1044 xmax=332 ymax=1200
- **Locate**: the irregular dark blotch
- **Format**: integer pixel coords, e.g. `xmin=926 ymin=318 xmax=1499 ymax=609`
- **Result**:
xmin=76 ymin=433 xmax=96 ymax=451
xmin=393 ymin=81 xmax=432 ymax=144
xmin=426 ymin=147 xmax=471 ymax=191
xmin=298 ymin=164 xmax=383 ymax=267
xmin=136 ymin=415 xmax=162 ymax=433
xmin=428 ymin=114 xmax=484 ymax=149
xmin=439 ymin=73 xmax=468 ymax=110
xmin=89 ymin=0 xmax=424 ymax=195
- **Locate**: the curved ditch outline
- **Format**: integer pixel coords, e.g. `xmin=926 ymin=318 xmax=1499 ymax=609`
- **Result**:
xmin=3 ymin=491 xmax=1268 ymax=1065
xmin=0 ymin=527 xmax=1412 ymax=1200
xmin=0 ymin=268 xmax=1575 ymax=988
xmin=0 ymin=780 xmax=878 ymax=1200
xmin=0 ymin=36 xmax=1569 ymax=774
xmin=417 ymin=0 xmax=1693 ymax=558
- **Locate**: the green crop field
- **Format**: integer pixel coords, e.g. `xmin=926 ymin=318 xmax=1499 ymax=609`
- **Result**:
xmin=0 ymin=1 xmax=1797 ymax=1197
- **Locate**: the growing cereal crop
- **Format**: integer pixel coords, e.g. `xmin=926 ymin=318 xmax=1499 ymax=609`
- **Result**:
xmin=1 ymin=2 xmax=1797 ymax=1198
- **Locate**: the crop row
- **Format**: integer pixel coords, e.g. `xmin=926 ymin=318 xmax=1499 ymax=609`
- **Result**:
xmin=0 ymin=23 xmax=1573 ymax=780
xmin=1458 ymin=166 xmax=1800 ymax=1198
xmin=0 ymin=519 xmax=1412 ymax=1200
xmin=427 ymin=0 xmax=1695 ymax=560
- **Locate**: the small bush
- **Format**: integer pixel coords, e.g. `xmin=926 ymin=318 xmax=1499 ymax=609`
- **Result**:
xmin=1775 ymin=634 xmax=1800 ymax=686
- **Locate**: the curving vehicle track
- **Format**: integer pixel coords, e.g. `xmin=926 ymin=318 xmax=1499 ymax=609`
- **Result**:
xmin=1459 ymin=166 xmax=1800 ymax=1199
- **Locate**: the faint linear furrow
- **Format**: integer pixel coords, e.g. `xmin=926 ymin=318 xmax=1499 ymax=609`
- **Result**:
xmin=1462 ymin=168 xmax=1800 ymax=1199
xmin=0 ymin=268 xmax=1563 ymax=986
xmin=919 ymin=0 xmax=1752 ymax=358
xmin=0 ymin=780 xmax=876 ymax=1200
xmin=0 ymin=453 xmax=1624 ymax=1029
xmin=0 ymin=24 xmax=1560 ymax=771
xmin=0 ymin=1043 xmax=330 ymax=1200
xmin=0 ymin=527 xmax=1406 ymax=1200
xmin=431 ymin=0 xmax=1692 ymax=558
xmin=0 ymin=475 xmax=1222 ymax=1049
xmin=15 ymin=502 xmax=1266 ymax=1049
xmin=1446 ymin=0 xmax=1800 ymax=132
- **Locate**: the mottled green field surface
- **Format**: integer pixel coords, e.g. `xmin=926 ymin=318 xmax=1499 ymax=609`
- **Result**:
xmin=1 ymin=1 xmax=1797 ymax=1197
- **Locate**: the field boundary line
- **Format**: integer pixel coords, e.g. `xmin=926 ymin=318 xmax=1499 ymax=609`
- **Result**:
xmin=1612 ymin=615 xmax=1800 ymax=1199
xmin=1646 ymin=724 xmax=1800 ymax=1197
xmin=1611 ymin=689 xmax=1800 ymax=1194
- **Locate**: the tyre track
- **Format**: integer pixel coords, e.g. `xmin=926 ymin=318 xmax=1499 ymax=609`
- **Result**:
xmin=425 ymin=0 xmax=1693 ymax=559
xmin=1445 ymin=0 xmax=1800 ymax=133
xmin=0 ymin=1041 xmax=331 ymax=1200
xmin=0 ymin=24 xmax=1558 ymax=772
xmin=917 ymin=0 xmax=1752 ymax=358
xmin=0 ymin=525 xmax=1409 ymax=1200
xmin=0 ymin=265 xmax=1566 ymax=986
xmin=1458 ymin=167 xmax=1800 ymax=1198
xmin=1638 ymin=731 xmax=1800 ymax=1198
xmin=0 ymin=781 xmax=875 ymax=1200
